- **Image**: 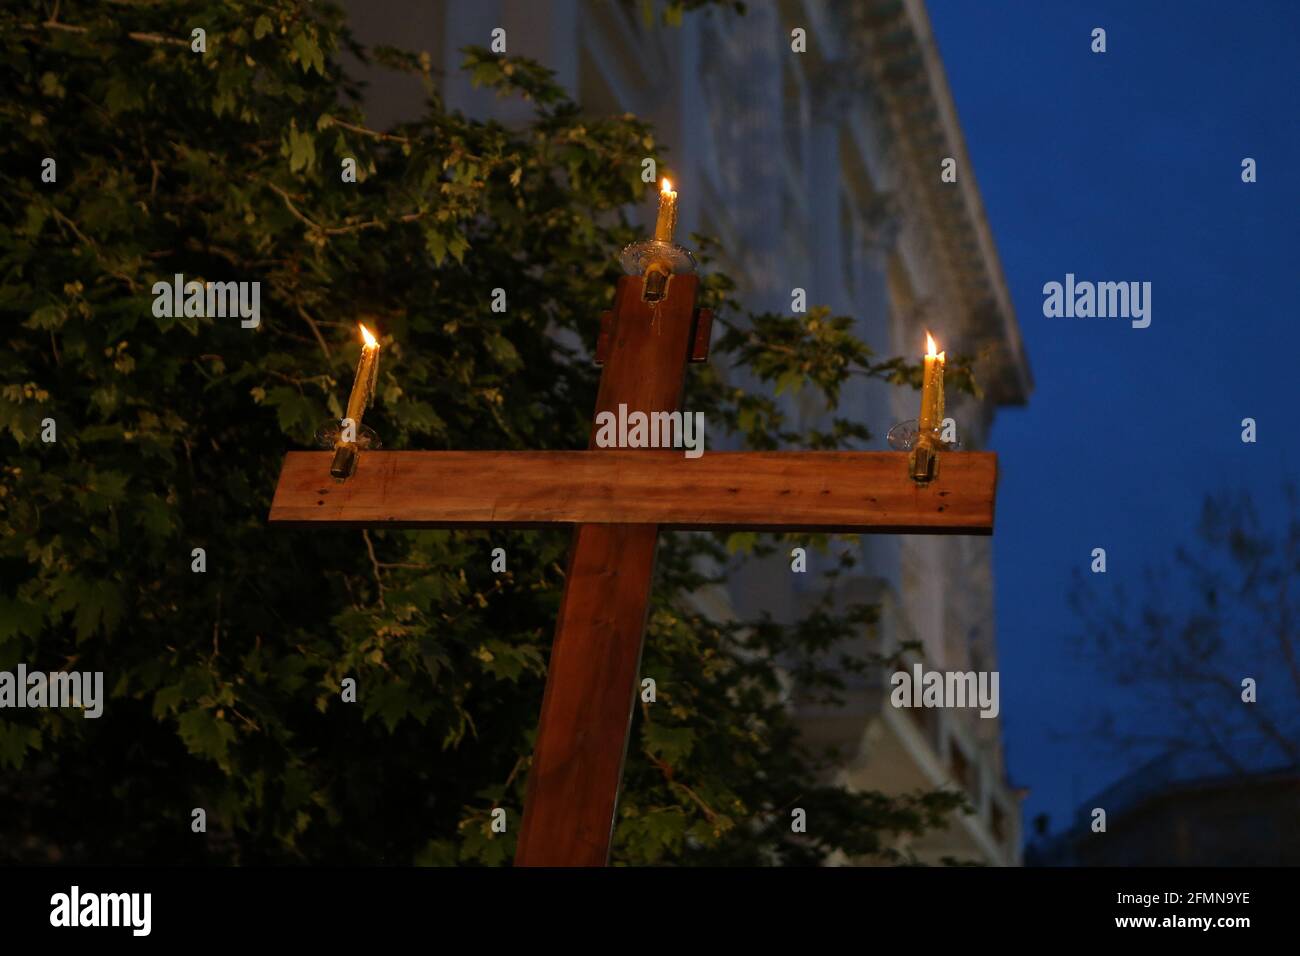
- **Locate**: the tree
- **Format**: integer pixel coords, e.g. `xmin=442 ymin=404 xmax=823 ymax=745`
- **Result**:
xmin=1068 ymin=486 xmax=1300 ymax=775
xmin=1 ymin=0 xmax=970 ymax=864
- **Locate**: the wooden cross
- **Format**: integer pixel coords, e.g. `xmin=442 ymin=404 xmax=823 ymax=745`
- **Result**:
xmin=268 ymin=273 xmax=997 ymax=866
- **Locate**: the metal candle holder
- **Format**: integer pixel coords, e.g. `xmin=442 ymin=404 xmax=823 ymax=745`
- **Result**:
xmin=619 ymin=239 xmax=696 ymax=303
xmin=314 ymin=419 xmax=382 ymax=480
xmin=887 ymin=418 xmax=960 ymax=486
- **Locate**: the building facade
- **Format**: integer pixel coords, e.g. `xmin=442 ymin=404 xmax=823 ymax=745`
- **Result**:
xmin=1029 ymin=752 xmax=1300 ymax=866
xmin=346 ymin=0 xmax=1032 ymax=865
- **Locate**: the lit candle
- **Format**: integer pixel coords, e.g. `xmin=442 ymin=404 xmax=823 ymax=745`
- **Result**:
xmin=917 ymin=331 xmax=945 ymax=437
xmin=331 ymin=323 xmax=380 ymax=479
xmin=653 ymin=177 xmax=678 ymax=243
xmin=343 ymin=322 xmax=380 ymax=437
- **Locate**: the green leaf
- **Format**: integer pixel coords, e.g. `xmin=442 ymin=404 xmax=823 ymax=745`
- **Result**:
xmin=400 ymin=400 xmax=443 ymax=435
xmin=485 ymin=333 xmax=520 ymax=367
xmin=0 ymin=723 xmax=42 ymax=771
xmin=447 ymin=233 xmax=470 ymax=264
xmin=469 ymin=60 xmax=500 ymax=89
xmin=135 ymin=494 xmax=174 ymax=540
xmin=774 ymin=369 xmax=803 ymax=396
xmin=0 ymin=598 xmax=44 ymax=643
xmin=22 ymin=202 xmax=49 ymax=236
xmin=254 ymin=15 xmax=273 ymax=40
xmin=725 ymin=531 xmax=758 ymax=554
xmin=291 ymin=30 xmax=325 ymax=76
xmin=363 ymin=681 xmax=413 ymax=733
xmin=424 ymin=229 xmax=447 ymax=265
xmin=85 ymin=470 xmax=131 ymax=509
xmin=643 ymin=722 xmax=694 ymax=764
xmin=105 ymin=76 xmax=144 ymax=115
xmin=72 ymin=579 xmax=124 ymax=642
xmin=285 ymin=124 xmax=317 ymax=174
xmin=152 ymin=684 xmax=186 ymax=718
xmin=478 ymin=639 xmax=544 ymax=682
xmin=178 ymin=708 xmax=237 ymax=766
xmin=266 ymin=386 xmax=316 ymax=435
xmin=26 ymin=304 xmax=66 ymax=330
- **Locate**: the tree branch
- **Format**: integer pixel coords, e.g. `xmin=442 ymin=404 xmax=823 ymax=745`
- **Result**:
xmin=645 ymin=751 xmax=718 ymax=822
xmin=362 ymin=529 xmax=386 ymax=609
xmin=50 ymin=208 xmax=138 ymax=291
xmin=261 ymin=179 xmax=427 ymax=236
xmin=330 ymin=118 xmax=411 ymax=144
xmin=27 ymin=19 xmax=191 ymax=47
xmin=297 ymin=303 xmax=332 ymax=359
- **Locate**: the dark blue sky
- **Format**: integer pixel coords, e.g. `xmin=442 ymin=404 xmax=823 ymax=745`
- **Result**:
xmin=926 ymin=0 xmax=1300 ymax=831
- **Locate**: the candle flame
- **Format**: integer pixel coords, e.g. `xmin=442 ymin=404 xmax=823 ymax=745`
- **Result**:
xmin=660 ymin=177 xmax=673 ymax=195
xmin=359 ymin=323 xmax=378 ymax=349
xmin=925 ymin=331 xmax=937 ymax=357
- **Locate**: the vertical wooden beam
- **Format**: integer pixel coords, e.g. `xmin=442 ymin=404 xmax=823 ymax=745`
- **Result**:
xmin=514 ymin=274 xmax=699 ymax=866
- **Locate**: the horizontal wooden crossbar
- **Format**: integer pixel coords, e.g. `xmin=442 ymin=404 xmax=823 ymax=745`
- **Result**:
xmin=268 ymin=450 xmax=997 ymax=534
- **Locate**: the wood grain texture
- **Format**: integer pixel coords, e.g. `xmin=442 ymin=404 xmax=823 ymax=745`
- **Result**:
xmin=516 ymin=273 xmax=700 ymax=866
xmin=512 ymin=522 xmax=658 ymax=866
xmin=594 ymin=306 xmax=711 ymax=364
xmin=268 ymin=449 xmax=998 ymax=534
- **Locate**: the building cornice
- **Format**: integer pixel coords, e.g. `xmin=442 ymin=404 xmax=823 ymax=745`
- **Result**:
xmin=850 ymin=0 xmax=1033 ymax=407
